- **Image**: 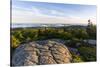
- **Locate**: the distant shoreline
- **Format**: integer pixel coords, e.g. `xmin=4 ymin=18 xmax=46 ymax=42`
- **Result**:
xmin=11 ymin=23 xmax=88 ymax=29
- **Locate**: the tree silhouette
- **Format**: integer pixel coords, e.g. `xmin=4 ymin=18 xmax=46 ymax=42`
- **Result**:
xmin=86 ymin=19 xmax=96 ymax=39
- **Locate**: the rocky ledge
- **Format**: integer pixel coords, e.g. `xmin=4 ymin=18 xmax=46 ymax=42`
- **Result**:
xmin=12 ymin=39 xmax=72 ymax=66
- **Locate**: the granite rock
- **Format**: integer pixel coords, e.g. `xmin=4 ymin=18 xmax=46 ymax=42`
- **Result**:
xmin=12 ymin=39 xmax=72 ymax=66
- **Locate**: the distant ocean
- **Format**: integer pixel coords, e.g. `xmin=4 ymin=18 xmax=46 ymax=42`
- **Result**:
xmin=11 ymin=23 xmax=42 ymax=28
xmin=11 ymin=23 xmax=72 ymax=28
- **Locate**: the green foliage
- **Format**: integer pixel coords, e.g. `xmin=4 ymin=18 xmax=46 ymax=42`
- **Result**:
xmin=11 ymin=25 xmax=96 ymax=49
xmin=64 ymin=38 xmax=81 ymax=47
xmin=11 ymin=35 xmax=20 ymax=48
xmin=72 ymin=55 xmax=83 ymax=62
xmin=11 ymin=26 xmax=96 ymax=62
xmin=86 ymin=22 xmax=96 ymax=39
xmin=69 ymin=48 xmax=83 ymax=63
xmin=71 ymin=29 xmax=89 ymax=39
xmin=78 ymin=46 xmax=96 ymax=61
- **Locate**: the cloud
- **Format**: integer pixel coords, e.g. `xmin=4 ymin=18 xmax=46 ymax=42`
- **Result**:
xmin=50 ymin=10 xmax=66 ymax=16
xmin=12 ymin=2 xmax=96 ymax=25
xmin=12 ymin=7 xmax=90 ymax=25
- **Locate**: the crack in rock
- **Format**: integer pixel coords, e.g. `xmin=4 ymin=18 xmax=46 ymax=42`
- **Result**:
xmin=12 ymin=39 xmax=72 ymax=66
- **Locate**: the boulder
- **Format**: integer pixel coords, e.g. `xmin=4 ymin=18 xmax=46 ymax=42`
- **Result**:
xmin=12 ymin=40 xmax=72 ymax=66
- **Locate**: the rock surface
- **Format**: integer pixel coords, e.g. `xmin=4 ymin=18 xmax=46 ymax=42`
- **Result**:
xmin=12 ymin=39 xmax=72 ymax=66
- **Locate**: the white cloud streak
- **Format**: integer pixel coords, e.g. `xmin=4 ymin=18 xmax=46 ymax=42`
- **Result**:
xmin=12 ymin=6 xmax=96 ymax=25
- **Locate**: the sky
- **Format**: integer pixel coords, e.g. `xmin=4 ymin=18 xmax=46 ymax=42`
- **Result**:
xmin=12 ymin=0 xmax=97 ymax=25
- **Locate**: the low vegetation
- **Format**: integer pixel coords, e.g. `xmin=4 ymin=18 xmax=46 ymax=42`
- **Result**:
xmin=11 ymin=22 xmax=96 ymax=62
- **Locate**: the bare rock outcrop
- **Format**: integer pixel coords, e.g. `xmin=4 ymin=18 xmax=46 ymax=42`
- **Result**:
xmin=12 ymin=40 xmax=72 ymax=66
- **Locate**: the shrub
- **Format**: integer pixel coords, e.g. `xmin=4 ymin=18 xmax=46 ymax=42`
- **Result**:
xmin=72 ymin=55 xmax=83 ymax=62
xmin=78 ymin=46 xmax=96 ymax=61
xmin=11 ymin=35 xmax=20 ymax=48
